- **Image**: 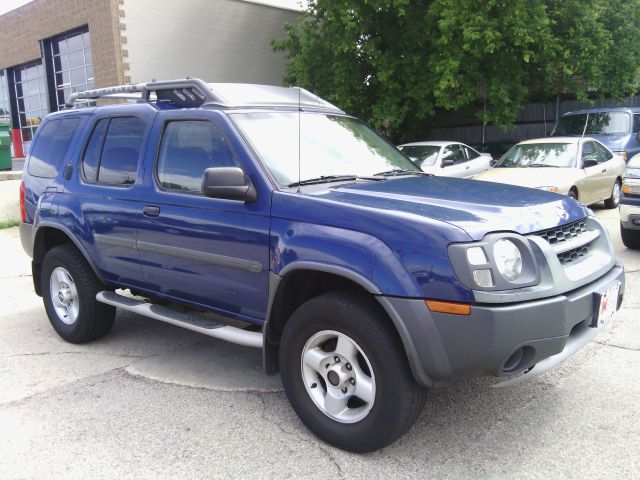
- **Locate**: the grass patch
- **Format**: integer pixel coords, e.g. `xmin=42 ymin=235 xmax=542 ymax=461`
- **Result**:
xmin=0 ymin=220 xmax=19 ymax=229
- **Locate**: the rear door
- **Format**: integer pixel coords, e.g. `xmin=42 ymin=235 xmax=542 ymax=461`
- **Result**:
xmin=439 ymin=144 xmax=468 ymax=177
xmin=135 ymin=110 xmax=271 ymax=324
xmin=62 ymin=106 xmax=155 ymax=287
xmin=463 ymin=145 xmax=490 ymax=176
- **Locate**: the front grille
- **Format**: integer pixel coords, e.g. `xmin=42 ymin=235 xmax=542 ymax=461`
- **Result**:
xmin=536 ymin=218 xmax=587 ymax=245
xmin=557 ymin=244 xmax=590 ymax=264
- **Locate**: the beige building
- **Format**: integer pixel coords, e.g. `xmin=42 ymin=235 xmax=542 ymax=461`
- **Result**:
xmin=0 ymin=0 xmax=300 ymax=155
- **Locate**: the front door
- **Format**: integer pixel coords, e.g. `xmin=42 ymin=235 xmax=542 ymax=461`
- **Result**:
xmin=135 ymin=111 xmax=271 ymax=324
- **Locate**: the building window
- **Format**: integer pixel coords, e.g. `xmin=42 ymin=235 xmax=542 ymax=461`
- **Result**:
xmin=12 ymin=61 xmax=49 ymax=146
xmin=0 ymin=71 xmax=10 ymax=121
xmin=50 ymin=30 xmax=94 ymax=109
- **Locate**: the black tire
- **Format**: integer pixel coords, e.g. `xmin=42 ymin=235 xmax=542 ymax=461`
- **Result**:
xmin=621 ymin=223 xmax=640 ymax=249
xmin=279 ymin=290 xmax=426 ymax=452
xmin=604 ymin=179 xmax=622 ymax=209
xmin=41 ymin=244 xmax=115 ymax=343
xmin=568 ymin=188 xmax=578 ymax=201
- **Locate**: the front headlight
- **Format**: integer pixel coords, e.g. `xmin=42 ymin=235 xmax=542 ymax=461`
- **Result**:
xmin=624 ymin=168 xmax=640 ymax=180
xmin=448 ymin=234 xmax=540 ymax=291
xmin=493 ymin=239 xmax=523 ymax=281
xmin=623 ymin=168 xmax=640 ymax=195
xmin=537 ymin=186 xmax=559 ymax=192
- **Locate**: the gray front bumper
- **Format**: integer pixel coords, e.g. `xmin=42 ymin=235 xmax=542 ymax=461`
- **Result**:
xmin=378 ymin=261 xmax=625 ymax=387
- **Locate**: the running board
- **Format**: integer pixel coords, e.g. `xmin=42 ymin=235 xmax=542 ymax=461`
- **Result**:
xmin=96 ymin=291 xmax=262 ymax=348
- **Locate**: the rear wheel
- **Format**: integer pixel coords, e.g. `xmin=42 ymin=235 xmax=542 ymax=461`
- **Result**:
xmin=41 ymin=244 xmax=115 ymax=343
xmin=604 ymin=180 xmax=621 ymax=209
xmin=621 ymin=223 xmax=640 ymax=249
xmin=279 ymin=291 xmax=426 ymax=452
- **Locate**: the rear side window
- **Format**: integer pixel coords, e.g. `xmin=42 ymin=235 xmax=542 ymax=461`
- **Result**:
xmin=28 ymin=117 xmax=81 ymax=178
xmin=634 ymin=114 xmax=640 ymax=133
xmin=156 ymin=120 xmax=239 ymax=193
xmin=82 ymin=117 xmax=146 ymax=186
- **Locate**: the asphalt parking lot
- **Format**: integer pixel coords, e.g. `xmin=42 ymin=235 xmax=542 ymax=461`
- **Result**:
xmin=0 ymin=207 xmax=638 ymax=479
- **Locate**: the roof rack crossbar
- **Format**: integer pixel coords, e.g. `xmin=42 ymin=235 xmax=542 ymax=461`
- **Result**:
xmin=64 ymin=78 xmax=219 ymax=108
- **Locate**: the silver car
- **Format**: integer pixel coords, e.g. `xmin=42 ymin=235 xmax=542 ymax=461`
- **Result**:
xmin=398 ymin=141 xmax=492 ymax=178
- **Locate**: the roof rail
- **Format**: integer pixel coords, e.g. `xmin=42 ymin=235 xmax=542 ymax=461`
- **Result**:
xmin=64 ymin=78 xmax=217 ymax=108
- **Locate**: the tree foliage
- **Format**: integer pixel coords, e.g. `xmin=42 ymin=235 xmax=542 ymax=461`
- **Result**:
xmin=273 ymin=0 xmax=640 ymax=141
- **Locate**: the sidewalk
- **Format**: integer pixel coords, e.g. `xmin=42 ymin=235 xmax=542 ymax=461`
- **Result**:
xmin=0 ymin=158 xmax=24 ymax=182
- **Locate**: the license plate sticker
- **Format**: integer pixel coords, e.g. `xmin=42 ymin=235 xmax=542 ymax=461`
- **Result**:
xmin=592 ymin=281 xmax=621 ymax=328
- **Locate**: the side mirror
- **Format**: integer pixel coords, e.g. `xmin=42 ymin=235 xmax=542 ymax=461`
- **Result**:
xmin=442 ymin=159 xmax=454 ymax=167
xmin=202 ymin=167 xmax=257 ymax=202
xmin=582 ymin=159 xmax=598 ymax=168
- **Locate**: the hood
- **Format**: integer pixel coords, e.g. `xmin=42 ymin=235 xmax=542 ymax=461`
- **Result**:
xmin=474 ymin=167 xmax=577 ymax=190
xmin=305 ymin=176 xmax=588 ymax=240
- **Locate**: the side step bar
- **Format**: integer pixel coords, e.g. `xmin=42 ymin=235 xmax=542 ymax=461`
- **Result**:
xmin=96 ymin=291 xmax=263 ymax=348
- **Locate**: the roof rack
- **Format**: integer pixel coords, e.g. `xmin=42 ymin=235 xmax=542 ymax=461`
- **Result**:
xmin=64 ymin=78 xmax=217 ymax=108
xmin=65 ymin=78 xmax=344 ymax=113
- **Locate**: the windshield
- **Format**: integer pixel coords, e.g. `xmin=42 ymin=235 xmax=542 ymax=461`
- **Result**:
xmin=496 ymin=143 xmax=577 ymax=168
xmin=231 ymin=112 xmax=419 ymax=186
xmin=397 ymin=145 xmax=440 ymax=167
xmin=552 ymin=112 xmax=631 ymax=136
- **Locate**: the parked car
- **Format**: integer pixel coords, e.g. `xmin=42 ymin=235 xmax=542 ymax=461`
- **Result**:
xmin=397 ymin=141 xmax=492 ymax=177
xmin=550 ymin=107 xmax=640 ymax=162
xmin=475 ymin=137 xmax=626 ymax=208
xmin=20 ymin=79 xmax=624 ymax=453
xmin=620 ymin=153 xmax=640 ymax=248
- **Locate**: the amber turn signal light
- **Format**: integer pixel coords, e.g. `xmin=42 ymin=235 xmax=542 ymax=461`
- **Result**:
xmin=425 ymin=300 xmax=471 ymax=315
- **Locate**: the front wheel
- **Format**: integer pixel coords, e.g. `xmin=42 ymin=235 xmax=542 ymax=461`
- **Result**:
xmin=279 ymin=291 xmax=426 ymax=452
xmin=604 ymin=180 xmax=622 ymax=209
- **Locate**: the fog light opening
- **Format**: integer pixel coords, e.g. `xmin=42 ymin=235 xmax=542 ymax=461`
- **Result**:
xmin=501 ymin=346 xmax=535 ymax=375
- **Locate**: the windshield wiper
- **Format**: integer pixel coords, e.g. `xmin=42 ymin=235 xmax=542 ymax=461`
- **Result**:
xmin=373 ymin=168 xmax=431 ymax=177
xmin=287 ymin=175 xmax=360 ymax=188
xmin=529 ymin=163 xmax=559 ymax=168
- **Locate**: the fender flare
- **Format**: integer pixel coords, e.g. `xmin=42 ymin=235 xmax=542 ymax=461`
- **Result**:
xmin=263 ymin=262 xmax=435 ymax=386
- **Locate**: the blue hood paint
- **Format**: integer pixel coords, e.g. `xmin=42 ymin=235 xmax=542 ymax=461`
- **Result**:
xmin=271 ymin=176 xmax=588 ymax=303
xmin=307 ymin=176 xmax=588 ymax=240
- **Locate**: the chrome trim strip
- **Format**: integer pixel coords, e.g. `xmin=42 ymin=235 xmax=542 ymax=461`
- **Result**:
xmin=94 ymin=234 xmax=136 ymax=249
xmin=136 ymin=240 xmax=263 ymax=273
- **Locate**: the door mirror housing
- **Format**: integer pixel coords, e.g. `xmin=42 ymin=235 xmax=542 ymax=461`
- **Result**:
xmin=582 ymin=159 xmax=598 ymax=168
xmin=202 ymin=167 xmax=257 ymax=202
xmin=442 ymin=159 xmax=454 ymax=167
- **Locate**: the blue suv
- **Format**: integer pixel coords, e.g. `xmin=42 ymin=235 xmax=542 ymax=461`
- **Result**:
xmin=19 ymin=79 xmax=625 ymax=452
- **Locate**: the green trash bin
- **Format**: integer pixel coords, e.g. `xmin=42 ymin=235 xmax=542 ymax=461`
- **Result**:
xmin=0 ymin=122 xmax=11 ymax=171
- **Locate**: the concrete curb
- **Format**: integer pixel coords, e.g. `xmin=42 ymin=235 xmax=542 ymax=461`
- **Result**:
xmin=0 ymin=171 xmax=22 ymax=181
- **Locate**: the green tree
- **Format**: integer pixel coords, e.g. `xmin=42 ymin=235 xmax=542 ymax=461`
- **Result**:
xmin=273 ymin=0 xmax=640 ymax=142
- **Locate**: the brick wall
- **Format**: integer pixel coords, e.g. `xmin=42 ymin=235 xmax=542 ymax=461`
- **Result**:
xmin=0 ymin=0 xmax=125 ymax=88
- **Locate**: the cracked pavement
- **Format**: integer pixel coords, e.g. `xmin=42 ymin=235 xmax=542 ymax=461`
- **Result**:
xmin=0 ymin=207 xmax=639 ymax=479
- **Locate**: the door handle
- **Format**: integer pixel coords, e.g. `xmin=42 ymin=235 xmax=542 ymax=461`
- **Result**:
xmin=601 ymin=168 xmax=607 ymax=173
xmin=143 ymin=205 xmax=160 ymax=217
xmin=465 ymin=165 xmax=470 ymax=169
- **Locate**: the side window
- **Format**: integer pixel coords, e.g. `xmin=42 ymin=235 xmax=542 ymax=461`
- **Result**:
xmin=28 ymin=117 xmax=81 ymax=178
xmin=594 ymin=142 xmax=613 ymax=163
xmin=442 ymin=144 xmax=466 ymax=165
xmin=82 ymin=119 xmax=108 ymax=183
xmin=634 ymin=114 xmax=640 ymax=133
xmin=81 ymin=117 xmax=146 ymax=186
xmin=157 ymin=120 xmax=239 ymax=193
xmin=98 ymin=117 xmax=146 ymax=185
xmin=581 ymin=141 xmax=597 ymax=164
xmin=464 ymin=146 xmax=479 ymax=160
